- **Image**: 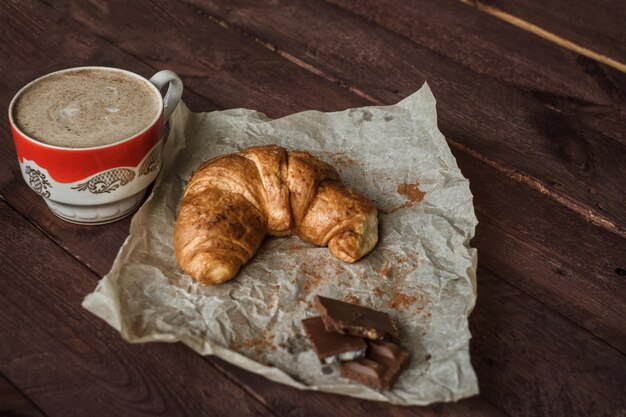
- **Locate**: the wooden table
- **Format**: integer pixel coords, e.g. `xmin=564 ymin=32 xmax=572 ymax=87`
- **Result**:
xmin=1 ymin=1 xmax=625 ymax=416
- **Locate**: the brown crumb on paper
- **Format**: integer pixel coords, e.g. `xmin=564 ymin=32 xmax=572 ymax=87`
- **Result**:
xmin=319 ymin=152 xmax=359 ymax=169
xmin=333 ymin=262 xmax=347 ymax=276
xmin=232 ymin=338 xmax=277 ymax=355
xmin=380 ymin=259 xmax=392 ymax=277
xmin=301 ymin=262 xmax=323 ymax=294
xmin=372 ymin=287 xmax=385 ymax=297
xmin=331 ymin=154 xmax=356 ymax=167
xmin=266 ymin=284 xmax=281 ymax=310
xmin=343 ymin=293 xmax=360 ymax=304
xmin=282 ymin=240 xmax=311 ymax=251
xmin=376 ymin=252 xmax=417 ymax=280
xmin=397 ymin=183 xmax=425 ymax=203
xmin=384 ymin=182 xmax=426 ymax=213
xmin=387 ymin=292 xmax=418 ymax=310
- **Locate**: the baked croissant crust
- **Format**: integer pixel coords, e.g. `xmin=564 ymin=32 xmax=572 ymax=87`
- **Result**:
xmin=174 ymin=145 xmax=378 ymax=285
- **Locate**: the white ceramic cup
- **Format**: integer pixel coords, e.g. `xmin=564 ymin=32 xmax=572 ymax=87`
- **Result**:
xmin=9 ymin=66 xmax=183 ymax=224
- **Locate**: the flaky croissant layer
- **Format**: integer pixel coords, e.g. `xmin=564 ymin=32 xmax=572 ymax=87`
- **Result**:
xmin=174 ymin=145 xmax=378 ymax=285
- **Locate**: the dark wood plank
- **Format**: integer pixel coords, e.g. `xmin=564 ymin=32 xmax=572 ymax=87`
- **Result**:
xmin=326 ymin=0 xmax=626 ymax=146
xmin=466 ymin=0 xmax=626 ymax=69
xmin=48 ymin=0 xmax=366 ymax=116
xmin=0 ymin=374 xmax=46 ymax=417
xmin=454 ymin=150 xmax=626 ymax=353
xmin=469 ymin=269 xmax=626 ymax=417
xmin=0 ymin=202 xmax=276 ymax=417
xmin=179 ymin=0 xmax=626 ymax=238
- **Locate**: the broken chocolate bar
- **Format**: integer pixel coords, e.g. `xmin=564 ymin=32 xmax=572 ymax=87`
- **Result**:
xmin=314 ymin=295 xmax=399 ymax=340
xmin=301 ymin=316 xmax=367 ymax=365
xmin=340 ymin=340 xmax=410 ymax=390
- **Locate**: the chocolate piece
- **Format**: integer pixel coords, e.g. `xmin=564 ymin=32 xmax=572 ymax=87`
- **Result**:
xmin=314 ymin=295 xmax=399 ymax=340
xmin=340 ymin=359 xmax=386 ymax=387
xmin=301 ymin=316 xmax=367 ymax=365
xmin=368 ymin=340 xmax=411 ymax=386
xmin=340 ymin=340 xmax=410 ymax=390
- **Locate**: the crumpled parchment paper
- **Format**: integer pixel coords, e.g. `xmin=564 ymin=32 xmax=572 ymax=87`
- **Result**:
xmin=83 ymin=83 xmax=479 ymax=406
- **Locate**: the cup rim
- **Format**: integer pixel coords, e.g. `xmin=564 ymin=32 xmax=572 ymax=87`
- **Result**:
xmin=8 ymin=66 xmax=164 ymax=151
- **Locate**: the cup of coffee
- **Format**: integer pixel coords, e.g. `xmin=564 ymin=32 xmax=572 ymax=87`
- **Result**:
xmin=8 ymin=66 xmax=183 ymax=224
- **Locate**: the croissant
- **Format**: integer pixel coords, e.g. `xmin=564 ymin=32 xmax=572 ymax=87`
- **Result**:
xmin=174 ymin=145 xmax=378 ymax=285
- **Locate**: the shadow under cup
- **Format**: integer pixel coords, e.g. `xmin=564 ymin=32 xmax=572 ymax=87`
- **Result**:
xmin=8 ymin=66 xmax=183 ymax=225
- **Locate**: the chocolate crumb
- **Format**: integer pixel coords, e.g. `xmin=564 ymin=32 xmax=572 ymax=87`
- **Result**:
xmin=384 ymin=182 xmax=425 ymax=213
xmin=300 ymin=261 xmax=323 ymax=294
xmin=397 ymin=183 xmax=425 ymax=203
xmin=380 ymin=260 xmax=392 ymax=277
xmin=387 ymin=292 xmax=418 ymax=310
xmin=371 ymin=287 xmax=385 ymax=297
xmin=343 ymin=294 xmax=361 ymax=304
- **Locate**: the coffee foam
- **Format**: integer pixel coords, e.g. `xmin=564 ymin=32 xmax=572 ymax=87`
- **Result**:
xmin=13 ymin=69 xmax=161 ymax=148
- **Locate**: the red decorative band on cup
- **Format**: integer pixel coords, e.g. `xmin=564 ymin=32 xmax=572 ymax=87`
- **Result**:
xmin=11 ymin=115 xmax=163 ymax=183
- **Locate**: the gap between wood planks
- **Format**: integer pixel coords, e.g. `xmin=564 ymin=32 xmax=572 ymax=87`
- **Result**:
xmin=0 ymin=196 xmax=104 ymax=279
xmin=187 ymin=10 xmax=626 ymax=239
xmin=446 ymin=138 xmax=626 ymax=238
xmin=0 ymin=371 xmax=48 ymax=417
xmin=459 ymin=0 xmax=626 ymax=74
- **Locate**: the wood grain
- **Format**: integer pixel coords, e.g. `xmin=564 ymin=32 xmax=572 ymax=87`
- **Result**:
xmin=49 ymin=0 xmax=367 ymax=116
xmin=470 ymin=269 xmax=626 ymax=417
xmin=454 ymin=150 xmax=626 ymax=353
xmin=0 ymin=202 xmax=276 ymax=417
xmin=210 ymin=357 xmax=510 ymax=417
xmin=179 ymin=0 xmax=626 ymax=238
xmin=465 ymin=0 xmax=626 ymax=70
xmin=0 ymin=374 xmax=46 ymax=417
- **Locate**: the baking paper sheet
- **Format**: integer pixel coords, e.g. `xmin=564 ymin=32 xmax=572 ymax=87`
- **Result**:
xmin=83 ymin=83 xmax=479 ymax=405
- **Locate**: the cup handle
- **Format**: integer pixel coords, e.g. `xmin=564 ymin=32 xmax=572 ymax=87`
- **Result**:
xmin=149 ymin=70 xmax=183 ymax=123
